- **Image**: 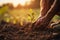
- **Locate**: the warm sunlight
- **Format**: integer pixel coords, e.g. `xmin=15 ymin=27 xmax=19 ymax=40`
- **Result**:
xmin=19 ymin=0 xmax=31 ymax=6
xmin=12 ymin=0 xmax=32 ymax=7
xmin=0 ymin=0 xmax=35 ymax=7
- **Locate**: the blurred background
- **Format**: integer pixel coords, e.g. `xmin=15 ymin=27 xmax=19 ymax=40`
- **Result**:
xmin=0 ymin=0 xmax=60 ymax=26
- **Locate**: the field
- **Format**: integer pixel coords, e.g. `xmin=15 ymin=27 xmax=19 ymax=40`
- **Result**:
xmin=2 ymin=7 xmax=40 ymax=25
xmin=0 ymin=6 xmax=60 ymax=25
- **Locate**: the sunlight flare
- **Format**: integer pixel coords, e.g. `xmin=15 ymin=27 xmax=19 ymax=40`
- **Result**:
xmin=0 ymin=0 xmax=35 ymax=7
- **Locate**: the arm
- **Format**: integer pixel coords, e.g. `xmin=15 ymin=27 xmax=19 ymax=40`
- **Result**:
xmin=32 ymin=0 xmax=60 ymax=30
